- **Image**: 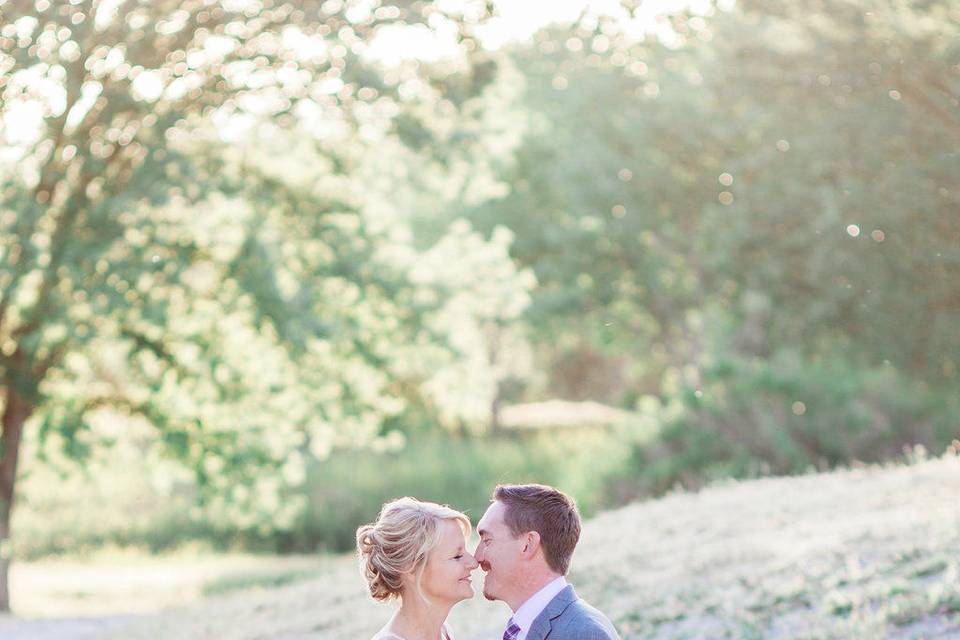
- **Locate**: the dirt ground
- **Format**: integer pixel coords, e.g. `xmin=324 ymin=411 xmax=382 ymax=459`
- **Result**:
xmin=0 ymin=614 xmax=140 ymax=640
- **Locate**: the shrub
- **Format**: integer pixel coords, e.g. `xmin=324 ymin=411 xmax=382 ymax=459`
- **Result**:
xmin=294 ymin=428 xmax=631 ymax=553
xmin=615 ymin=353 xmax=957 ymax=499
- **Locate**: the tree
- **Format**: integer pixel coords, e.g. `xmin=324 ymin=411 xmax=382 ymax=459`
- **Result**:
xmin=703 ymin=0 xmax=960 ymax=378
xmin=466 ymin=0 xmax=959 ymax=400
xmin=0 ymin=0 xmax=519 ymax=611
xmin=462 ymin=0 xmax=959 ymax=495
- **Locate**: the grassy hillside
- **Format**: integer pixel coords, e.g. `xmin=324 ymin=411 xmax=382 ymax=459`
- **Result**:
xmin=6 ymin=453 xmax=960 ymax=639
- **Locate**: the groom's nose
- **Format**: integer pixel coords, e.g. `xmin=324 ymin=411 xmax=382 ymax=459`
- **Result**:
xmin=476 ymin=553 xmax=491 ymax=571
xmin=473 ymin=546 xmax=487 ymax=568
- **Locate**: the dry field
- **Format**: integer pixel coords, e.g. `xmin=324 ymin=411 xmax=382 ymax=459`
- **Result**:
xmin=1 ymin=453 xmax=958 ymax=639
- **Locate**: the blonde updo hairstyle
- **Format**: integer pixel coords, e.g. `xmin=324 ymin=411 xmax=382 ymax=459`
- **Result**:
xmin=357 ymin=497 xmax=471 ymax=602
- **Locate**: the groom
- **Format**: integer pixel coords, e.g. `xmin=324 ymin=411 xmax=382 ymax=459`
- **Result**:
xmin=474 ymin=483 xmax=620 ymax=640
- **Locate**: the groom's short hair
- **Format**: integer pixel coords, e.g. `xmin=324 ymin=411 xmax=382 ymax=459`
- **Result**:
xmin=493 ymin=483 xmax=581 ymax=575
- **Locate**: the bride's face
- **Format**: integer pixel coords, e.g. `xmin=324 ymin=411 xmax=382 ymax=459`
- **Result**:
xmin=419 ymin=519 xmax=479 ymax=604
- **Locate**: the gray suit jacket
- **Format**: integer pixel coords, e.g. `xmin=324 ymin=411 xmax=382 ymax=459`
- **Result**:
xmin=525 ymin=585 xmax=620 ymax=640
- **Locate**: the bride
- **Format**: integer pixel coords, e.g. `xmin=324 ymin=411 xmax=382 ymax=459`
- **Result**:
xmin=357 ymin=497 xmax=479 ymax=640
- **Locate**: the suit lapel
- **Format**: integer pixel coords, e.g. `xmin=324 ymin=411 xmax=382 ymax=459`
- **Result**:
xmin=524 ymin=586 xmax=577 ymax=640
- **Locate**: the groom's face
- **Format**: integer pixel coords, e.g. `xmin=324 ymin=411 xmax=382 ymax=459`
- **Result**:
xmin=474 ymin=500 xmax=524 ymax=603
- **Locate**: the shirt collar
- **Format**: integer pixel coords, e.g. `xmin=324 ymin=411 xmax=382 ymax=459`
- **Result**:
xmin=511 ymin=576 xmax=569 ymax=635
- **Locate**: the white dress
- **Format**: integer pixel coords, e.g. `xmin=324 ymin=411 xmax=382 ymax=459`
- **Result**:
xmin=372 ymin=624 xmax=453 ymax=640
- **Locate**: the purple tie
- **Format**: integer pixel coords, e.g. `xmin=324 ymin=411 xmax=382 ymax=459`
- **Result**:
xmin=502 ymin=619 xmax=521 ymax=640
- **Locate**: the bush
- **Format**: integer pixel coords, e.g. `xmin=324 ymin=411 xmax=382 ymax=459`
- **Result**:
xmin=15 ymin=422 xmax=633 ymax=558
xmin=614 ymin=353 xmax=958 ymax=499
xmin=293 ymin=428 xmax=632 ymax=553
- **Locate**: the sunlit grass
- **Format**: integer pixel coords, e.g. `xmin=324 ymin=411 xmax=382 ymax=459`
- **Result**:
xmin=4 ymin=453 xmax=955 ymax=639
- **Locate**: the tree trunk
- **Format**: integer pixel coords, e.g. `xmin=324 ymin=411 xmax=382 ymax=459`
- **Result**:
xmin=0 ymin=385 xmax=32 ymax=613
xmin=485 ymin=322 xmax=504 ymax=434
xmin=490 ymin=383 xmax=503 ymax=434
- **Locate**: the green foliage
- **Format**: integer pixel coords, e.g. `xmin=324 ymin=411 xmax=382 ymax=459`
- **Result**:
xmin=13 ymin=425 xmax=631 ymax=558
xmin=291 ymin=429 xmax=632 ymax=553
xmin=465 ymin=0 xmax=960 ymax=403
xmin=620 ymin=353 xmax=958 ymax=498
xmin=13 ymin=421 xmax=204 ymax=560
xmin=0 ymin=0 xmax=537 ymax=552
xmin=5 ymin=0 xmax=960 ymax=566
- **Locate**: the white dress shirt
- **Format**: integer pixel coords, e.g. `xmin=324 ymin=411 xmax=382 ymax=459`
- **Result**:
xmin=509 ymin=576 xmax=569 ymax=640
